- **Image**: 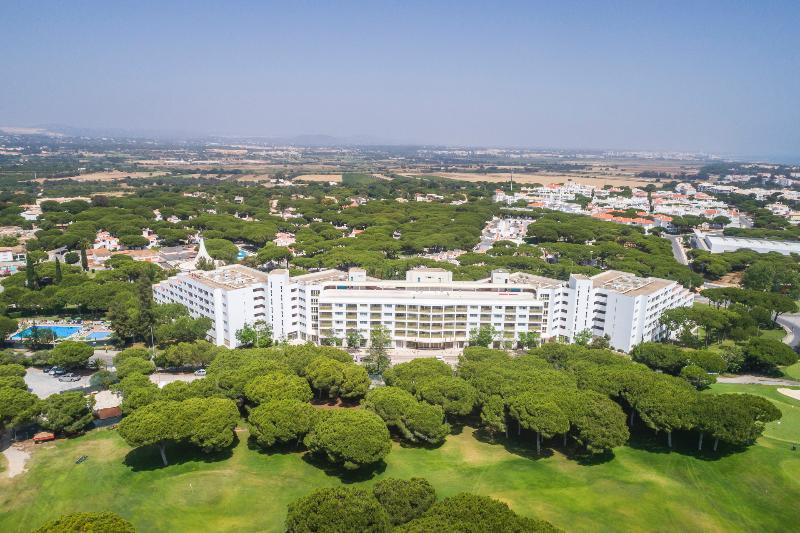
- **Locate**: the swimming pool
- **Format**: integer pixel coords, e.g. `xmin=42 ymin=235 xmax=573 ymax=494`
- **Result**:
xmin=87 ymin=331 xmax=112 ymax=340
xmin=11 ymin=325 xmax=81 ymax=340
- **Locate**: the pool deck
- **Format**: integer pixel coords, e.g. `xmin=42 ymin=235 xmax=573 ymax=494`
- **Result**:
xmin=9 ymin=320 xmax=113 ymax=343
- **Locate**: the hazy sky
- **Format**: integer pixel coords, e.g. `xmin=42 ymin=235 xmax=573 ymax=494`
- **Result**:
xmin=2 ymin=1 xmax=798 ymax=156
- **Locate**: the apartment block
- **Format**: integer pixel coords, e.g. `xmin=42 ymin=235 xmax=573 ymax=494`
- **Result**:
xmin=153 ymin=265 xmax=693 ymax=352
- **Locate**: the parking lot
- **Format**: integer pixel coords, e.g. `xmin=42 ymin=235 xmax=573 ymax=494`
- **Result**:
xmin=24 ymin=368 xmax=92 ymax=399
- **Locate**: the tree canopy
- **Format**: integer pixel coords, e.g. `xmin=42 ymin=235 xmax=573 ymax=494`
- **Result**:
xmin=39 ymin=391 xmax=95 ymax=435
xmin=244 ymin=372 xmax=313 ymax=405
xmin=303 ymin=409 xmax=391 ymax=469
xmin=373 ymin=478 xmax=436 ymax=526
xmin=285 ymin=487 xmax=391 ymax=533
xmin=32 ymin=512 xmax=135 ymax=533
xmin=118 ymin=397 xmax=238 ymax=466
xmin=248 ymin=399 xmax=318 ymax=449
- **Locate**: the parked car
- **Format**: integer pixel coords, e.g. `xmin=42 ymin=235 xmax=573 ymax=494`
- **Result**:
xmin=50 ymin=367 xmax=66 ymax=376
xmin=33 ymin=432 xmax=55 ymax=443
xmin=58 ymin=374 xmax=81 ymax=382
xmin=194 ymin=369 xmax=207 ymax=376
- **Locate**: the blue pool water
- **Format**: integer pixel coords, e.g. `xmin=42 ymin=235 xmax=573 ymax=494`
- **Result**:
xmin=11 ymin=325 xmax=81 ymax=340
xmin=87 ymin=331 xmax=112 ymax=340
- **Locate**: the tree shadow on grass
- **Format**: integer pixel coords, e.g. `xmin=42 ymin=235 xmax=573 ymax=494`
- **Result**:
xmin=245 ymin=436 xmax=306 ymax=456
xmin=448 ymin=422 xmax=466 ymax=436
xmin=471 ymin=427 xmax=504 ymax=445
xmin=570 ymin=449 xmax=616 ymax=466
xmin=396 ymin=439 xmax=446 ymax=451
xmin=624 ymin=428 xmax=672 ymax=455
xmin=300 ymin=452 xmax=387 ymax=483
xmin=471 ymin=429 xmax=553 ymax=461
xmin=625 ymin=427 xmax=746 ymax=461
xmin=472 ymin=427 xmax=616 ymax=465
xmin=123 ymin=435 xmax=238 ymax=471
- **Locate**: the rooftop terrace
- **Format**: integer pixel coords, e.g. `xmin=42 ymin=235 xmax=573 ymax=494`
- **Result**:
xmin=190 ymin=264 xmax=269 ymax=289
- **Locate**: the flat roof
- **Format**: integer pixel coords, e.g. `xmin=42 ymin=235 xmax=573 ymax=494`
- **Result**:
xmin=507 ymin=272 xmax=564 ymax=289
xmin=704 ymin=233 xmax=800 ymax=252
xmin=290 ymin=268 xmax=562 ymax=290
xmin=189 ymin=264 xmax=269 ymax=289
xmin=291 ymin=269 xmax=349 ymax=283
xmin=591 ymin=270 xmax=675 ymax=296
xmin=319 ymin=276 xmax=561 ymax=291
xmin=319 ymin=288 xmax=544 ymax=302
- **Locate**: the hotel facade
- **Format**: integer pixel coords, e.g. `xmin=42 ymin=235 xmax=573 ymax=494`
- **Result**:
xmin=153 ymin=265 xmax=693 ymax=353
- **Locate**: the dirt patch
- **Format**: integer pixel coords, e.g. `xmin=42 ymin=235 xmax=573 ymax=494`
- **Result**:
xmin=2 ymin=444 xmax=31 ymax=478
xmin=777 ymin=388 xmax=800 ymax=401
xmin=717 ymin=272 xmax=743 ymax=286
xmin=311 ymin=398 xmax=360 ymax=409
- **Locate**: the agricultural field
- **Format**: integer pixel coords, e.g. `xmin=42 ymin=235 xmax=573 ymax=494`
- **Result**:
xmin=1 ymin=383 xmax=798 ymax=533
xmin=32 ymin=170 xmax=168 ymax=182
xmin=404 ymin=171 xmax=655 ymax=188
xmin=400 ymin=158 xmax=703 ymax=188
xmin=294 ymin=173 xmax=342 ymax=182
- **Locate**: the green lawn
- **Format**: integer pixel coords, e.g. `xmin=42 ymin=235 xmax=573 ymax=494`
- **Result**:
xmin=709 ymin=383 xmax=800 ymax=444
xmin=2 ymin=386 xmax=800 ymax=532
xmin=693 ymin=322 xmax=785 ymax=346
xmin=782 ymin=361 xmax=800 ymax=381
xmin=758 ymin=327 xmax=787 ymax=342
xmin=341 ymin=172 xmax=380 ymax=186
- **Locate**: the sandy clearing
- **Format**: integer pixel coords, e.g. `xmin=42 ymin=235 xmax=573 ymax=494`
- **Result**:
xmin=295 ymin=174 xmax=342 ymax=182
xmin=2 ymin=445 xmax=30 ymax=478
xmin=150 ymin=372 xmax=199 ymax=388
xmin=717 ymin=271 xmax=743 ymax=286
xmin=778 ymin=388 xmax=800 ymax=401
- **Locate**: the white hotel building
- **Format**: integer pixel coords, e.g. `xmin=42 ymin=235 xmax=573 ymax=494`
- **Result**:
xmin=153 ymin=265 xmax=693 ymax=353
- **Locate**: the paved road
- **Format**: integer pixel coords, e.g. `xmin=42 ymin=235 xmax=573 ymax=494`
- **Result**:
xmin=777 ymin=313 xmax=800 ymax=348
xmin=717 ymin=375 xmax=800 ymax=386
xmin=663 ymin=234 xmax=689 ymax=265
xmin=90 ymin=348 xmax=120 ymax=368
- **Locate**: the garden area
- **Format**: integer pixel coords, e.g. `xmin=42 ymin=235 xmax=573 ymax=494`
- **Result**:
xmin=1 ymin=379 xmax=799 ymax=532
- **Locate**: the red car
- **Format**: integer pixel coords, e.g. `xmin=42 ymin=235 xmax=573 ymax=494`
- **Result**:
xmin=33 ymin=432 xmax=55 ymax=443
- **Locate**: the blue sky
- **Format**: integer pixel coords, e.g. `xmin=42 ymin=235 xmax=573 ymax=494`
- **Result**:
xmin=1 ymin=1 xmax=798 ymax=157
